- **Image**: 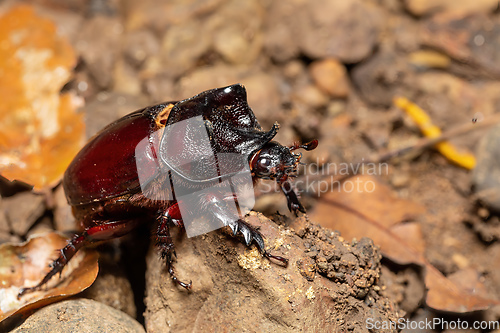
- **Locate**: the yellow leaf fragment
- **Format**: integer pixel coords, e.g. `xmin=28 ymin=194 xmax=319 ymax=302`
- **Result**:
xmin=393 ymin=96 xmax=475 ymax=169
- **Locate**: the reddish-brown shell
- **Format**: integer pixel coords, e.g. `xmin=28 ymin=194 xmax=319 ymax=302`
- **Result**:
xmin=63 ymin=105 xmax=171 ymax=205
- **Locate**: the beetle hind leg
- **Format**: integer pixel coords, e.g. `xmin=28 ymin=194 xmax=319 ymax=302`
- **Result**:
xmin=230 ymin=219 xmax=288 ymax=267
xmin=18 ymin=219 xmax=140 ymax=299
xmin=155 ymin=214 xmax=192 ymax=290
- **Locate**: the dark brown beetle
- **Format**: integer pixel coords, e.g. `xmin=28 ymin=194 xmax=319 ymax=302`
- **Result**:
xmin=19 ymin=84 xmax=317 ymax=296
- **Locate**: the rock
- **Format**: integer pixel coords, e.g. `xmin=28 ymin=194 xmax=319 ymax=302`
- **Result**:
xmin=10 ymin=299 xmax=145 ymax=333
xmin=296 ymin=0 xmax=383 ymax=63
xmin=292 ymin=84 xmax=329 ymax=109
xmin=144 ymin=213 xmax=401 ymax=333
xmin=77 ymin=16 xmax=123 ymax=89
xmin=309 ymin=59 xmax=350 ymax=98
xmin=1 ymin=192 xmax=45 ymax=237
xmin=123 ymin=0 xmax=225 ymax=33
xmin=262 ymin=1 xmax=301 ymax=62
xmin=213 ymin=26 xmax=263 ymax=65
xmin=472 ymin=124 xmax=500 ymax=212
xmin=81 ymin=269 xmax=137 ymax=318
xmin=159 ymin=20 xmax=212 ymax=79
xmin=404 ymin=0 xmax=498 ymax=16
xmin=211 ymin=0 xmax=264 ymax=65
xmin=242 ymin=73 xmax=283 ymax=128
xmin=122 ymin=29 xmax=160 ymax=68
xmin=351 ymin=51 xmax=414 ymax=107
xmin=53 ymin=184 xmax=76 ymax=233
xmin=33 ymin=5 xmax=85 ymax=44
xmin=112 ymin=57 xmax=142 ymax=96
xmin=0 ymin=206 xmax=20 ymax=244
xmin=142 ymin=74 xmax=176 ymax=104
xmin=421 ymin=12 xmax=500 ymax=78
xmin=264 ymin=0 xmax=383 ymax=63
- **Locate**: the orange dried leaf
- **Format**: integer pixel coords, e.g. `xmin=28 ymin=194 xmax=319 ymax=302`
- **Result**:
xmin=0 ymin=232 xmax=99 ymax=323
xmin=0 ymin=5 xmax=85 ymax=190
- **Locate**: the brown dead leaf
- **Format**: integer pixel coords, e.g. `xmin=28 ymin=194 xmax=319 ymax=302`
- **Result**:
xmin=310 ymin=174 xmax=500 ymax=312
xmin=310 ymin=174 xmax=426 ymax=265
xmin=425 ymin=267 xmax=497 ymax=312
xmin=0 ymin=5 xmax=85 ymax=191
xmin=0 ymin=232 xmax=98 ymax=323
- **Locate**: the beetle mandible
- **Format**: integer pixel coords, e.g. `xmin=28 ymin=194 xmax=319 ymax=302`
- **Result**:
xmin=19 ymin=84 xmax=318 ymax=296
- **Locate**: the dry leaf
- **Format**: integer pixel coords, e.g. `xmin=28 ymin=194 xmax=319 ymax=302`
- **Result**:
xmin=0 ymin=5 xmax=85 ymax=190
xmin=0 ymin=232 xmax=98 ymax=323
xmin=425 ymin=267 xmax=497 ymax=312
xmin=310 ymin=174 xmax=500 ymax=312
xmin=310 ymin=174 xmax=425 ymax=265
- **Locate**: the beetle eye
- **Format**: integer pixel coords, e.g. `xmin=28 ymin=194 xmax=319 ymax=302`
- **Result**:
xmin=257 ymin=157 xmax=271 ymax=173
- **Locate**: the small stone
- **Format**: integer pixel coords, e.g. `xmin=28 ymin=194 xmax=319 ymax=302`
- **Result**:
xmin=113 ymin=57 xmax=141 ymax=96
xmin=53 ymin=185 xmax=76 ymax=233
xmin=404 ymin=0 xmax=498 ymax=16
xmin=213 ymin=26 xmax=263 ymax=65
xmin=77 ymin=16 xmax=123 ymax=89
xmin=242 ymin=73 xmax=283 ymax=128
xmin=11 ymin=299 xmax=145 ymax=333
xmin=160 ymin=20 xmax=211 ymax=79
xmin=122 ymin=29 xmax=159 ymax=68
xmin=296 ymin=0 xmax=383 ymax=63
xmin=293 ymin=84 xmax=329 ymax=109
xmin=391 ymin=170 xmax=410 ymax=188
xmin=317 ymin=257 xmax=328 ymax=271
xmin=309 ymin=59 xmax=350 ymax=98
xmin=81 ymin=271 xmax=137 ymax=318
xmin=283 ymin=60 xmax=306 ymax=81
xmin=472 ymin=124 xmax=500 ymax=212
xmin=1 ymin=192 xmax=45 ymax=237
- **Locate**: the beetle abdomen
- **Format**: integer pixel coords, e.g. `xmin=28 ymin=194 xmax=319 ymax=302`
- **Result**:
xmin=63 ymin=104 xmax=173 ymax=206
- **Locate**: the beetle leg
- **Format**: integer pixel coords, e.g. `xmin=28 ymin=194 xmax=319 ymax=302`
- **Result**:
xmin=215 ymin=193 xmax=288 ymax=266
xmin=18 ymin=219 xmax=140 ymax=299
xmin=156 ymin=212 xmax=192 ymax=290
xmin=227 ymin=219 xmax=288 ymax=267
xmin=280 ymin=180 xmax=305 ymax=216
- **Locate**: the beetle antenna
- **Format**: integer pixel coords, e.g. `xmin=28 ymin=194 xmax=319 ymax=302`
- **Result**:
xmin=289 ymin=140 xmax=318 ymax=152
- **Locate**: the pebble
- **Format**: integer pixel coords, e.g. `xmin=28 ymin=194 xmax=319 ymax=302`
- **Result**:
xmin=1 ymin=192 xmax=45 ymax=237
xmin=404 ymin=0 xmax=498 ymax=16
xmin=472 ymin=124 xmax=500 ymax=212
xmin=77 ymin=16 xmax=123 ymax=89
xmin=309 ymin=59 xmax=350 ymax=98
xmin=11 ymin=299 xmax=145 ymax=333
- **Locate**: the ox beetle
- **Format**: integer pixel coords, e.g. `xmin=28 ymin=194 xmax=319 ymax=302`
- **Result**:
xmin=19 ymin=84 xmax=317 ymax=296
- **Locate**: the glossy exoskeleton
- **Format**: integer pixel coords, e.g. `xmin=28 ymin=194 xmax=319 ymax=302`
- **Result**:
xmin=19 ymin=84 xmax=317 ymax=296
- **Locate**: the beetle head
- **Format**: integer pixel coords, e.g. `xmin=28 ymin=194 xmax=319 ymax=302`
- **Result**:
xmin=250 ymin=140 xmax=318 ymax=183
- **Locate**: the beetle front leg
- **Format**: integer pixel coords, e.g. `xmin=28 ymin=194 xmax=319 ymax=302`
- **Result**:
xmin=156 ymin=207 xmax=192 ymax=290
xmin=280 ymin=180 xmax=305 ymax=216
xmin=214 ymin=194 xmax=288 ymax=266
xmin=227 ymin=219 xmax=288 ymax=266
xmin=18 ymin=219 xmax=140 ymax=298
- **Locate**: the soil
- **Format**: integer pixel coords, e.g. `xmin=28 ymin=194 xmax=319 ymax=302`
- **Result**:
xmin=1 ymin=0 xmax=500 ymax=332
